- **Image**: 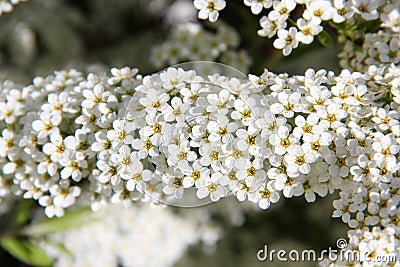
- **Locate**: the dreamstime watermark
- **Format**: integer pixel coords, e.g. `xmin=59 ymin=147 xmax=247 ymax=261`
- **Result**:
xmin=256 ymin=238 xmax=398 ymax=263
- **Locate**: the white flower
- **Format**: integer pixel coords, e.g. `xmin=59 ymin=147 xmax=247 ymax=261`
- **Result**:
xmin=59 ymin=150 xmax=88 ymax=182
xmin=269 ymin=125 xmax=299 ymax=155
xmin=206 ymin=88 xmax=235 ymax=116
xmin=371 ymin=108 xmax=399 ymax=132
xmin=256 ymin=110 xmax=286 ymax=138
xmin=91 ymin=131 xmax=112 ymax=160
xmin=331 ymin=82 xmax=357 ymax=105
xmin=32 ymin=112 xmax=61 ymax=139
xmin=258 ymin=16 xmax=287 ymax=38
xmin=381 ymin=9 xmax=400 ymax=33
xmin=305 ymin=87 xmax=331 ymax=113
xmin=42 ymin=133 xmax=66 ymax=163
xmin=106 ymin=119 xmax=135 ymax=148
xmin=162 ymin=96 xmax=190 ymax=122
xmin=273 ymin=27 xmax=299 ymax=56
xmin=378 ymin=38 xmax=400 ymax=64
xmin=162 ymin=172 xmax=185 ymax=199
xmin=351 ymin=0 xmax=379 ymax=20
xmin=64 ymin=129 xmax=94 ymax=160
xmin=268 ymin=0 xmax=296 ymax=21
xmin=317 ymin=103 xmax=347 ymax=129
xmin=292 ymin=113 xmax=322 ymax=139
xmin=207 ymin=116 xmax=238 ymax=144
xmin=196 ymin=173 xmax=227 ymax=201
xmin=302 ymin=132 xmax=332 ymax=155
xmin=296 ymin=18 xmax=322 ymax=44
xmin=193 ymin=0 xmax=226 ymax=22
xmin=284 ymin=145 xmax=316 ymax=176
xmin=167 ymin=140 xmax=197 ymax=170
xmin=251 ymin=183 xmax=280 ymax=209
xmin=0 ymin=100 xmax=22 ymax=124
xmin=270 ymin=91 xmax=303 ymax=117
xmin=199 ymin=143 xmax=223 ymax=171
xmin=222 ymin=140 xmax=251 ymax=170
xmin=39 ymin=196 xmax=64 ymax=218
xmin=244 ymin=0 xmax=272 ymax=15
xmin=332 ymin=0 xmax=355 ymax=23
xmin=125 ymin=169 xmax=153 ymax=193
xmin=110 ymin=145 xmax=142 ymax=179
xmin=372 ymin=134 xmax=399 ymax=171
xmin=231 ymin=98 xmax=257 ymax=126
xmin=0 ymin=129 xmax=18 ymax=158
xmin=303 ymin=0 xmax=335 ymax=23
xmin=236 ymin=128 xmax=263 ymax=156
xmin=181 ymin=160 xmax=210 ymax=188
xmin=110 ymin=183 xmax=140 ymax=208
xmin=51 ymin=182 xmax=81 ymax=208
xmin=2 ymin=149 xmax=29 ymax=175
xmin=96 ymin=159 xmax=119 ymax=185
xmin=82 ymin=84 xmax=114 ymax=115
xmin=41 ymin=92 xmax=76 ymax=115
xmin=131 ymin=136 xmax=160 ymax=160
xmin=327 ymin=156 xmax=350 ymax=179
xmin=139 ymin=114 xmax=173 ymax=144
xmin=108 ymin=67 xmax=138 ymax=86
xmin=139 ymin=88 xmax=170 ymax=113
xmin=236 ymin=158 xmax=266 ymax=186
xmin=268 ymin=168 xmax=303 ymax=198
xmin=32 ymin=151 xmax=57 ymax=176
xmin=350 ymin=155 xmax=379 ymax=182
xmin=160 ymin=68 xmax=194 ymax=91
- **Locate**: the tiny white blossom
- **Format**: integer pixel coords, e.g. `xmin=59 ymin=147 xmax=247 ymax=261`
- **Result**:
xmin=194 ymin=0 xmax=226 ymax=22
xmin=196 ymin=173 xmax=227 ymax=201
xmin=284 ymin=145 xmax=316 ymax=176
xmin=296 ymin=18 xmax=322 ymax=44
xmin=303 ymin=0 xmax=335 ymax=23
xmin=273 ymin=27 xmax=299 ymax=56
xmin=351 ymin=0 xmax=379 ymax=20
xmin=244 ymin=0 xmax=272 ymax=15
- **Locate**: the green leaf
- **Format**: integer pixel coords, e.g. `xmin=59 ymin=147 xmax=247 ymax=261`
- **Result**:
xmin=0 ymin=238 xmax=53 ymax=267
xmin=21 ymin=208 xmax=99 ymax=237
xmin=12 ymin=200 xmax=34 ymax=228
xmin=318 ymin=31 xmax=333 ymax=47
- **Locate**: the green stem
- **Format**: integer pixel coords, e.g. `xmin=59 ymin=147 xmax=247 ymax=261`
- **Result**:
xmin=287 ymin=17 xmax=297 ymax=26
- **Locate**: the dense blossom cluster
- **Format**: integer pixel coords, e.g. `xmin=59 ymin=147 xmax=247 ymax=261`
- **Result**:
xmin=151 ymin=22 xmax=252 ymax=72
xmin=1 ymin=1 xmax=400 ymax=267
xmin=192 ymin=0 xmax=400 ymax=55
xmin=0 ymin=64 xmax=398 ymax=225
xmin=0 ymin=51 xmax=399 ymax=266
xmin=339 ymin=30 xmax=400 ymax=72
xmin=320 ymin=226 xmax=399 ymax=266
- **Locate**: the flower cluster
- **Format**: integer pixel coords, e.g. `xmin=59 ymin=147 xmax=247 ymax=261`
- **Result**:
xmin=192 ymin=0 xmax=400 ymax=56
xmin=0 ymin=68 xmax=142 ymax=217
xmin=339 ymin=30 xmax=400 ymax=72
xmin=0 ymin=64 xmax=399 ymax=224
xmin=320 ymin=226 xmax=399 ymax=266
xmin=151 ymin=22 xmax=252 ymax=72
